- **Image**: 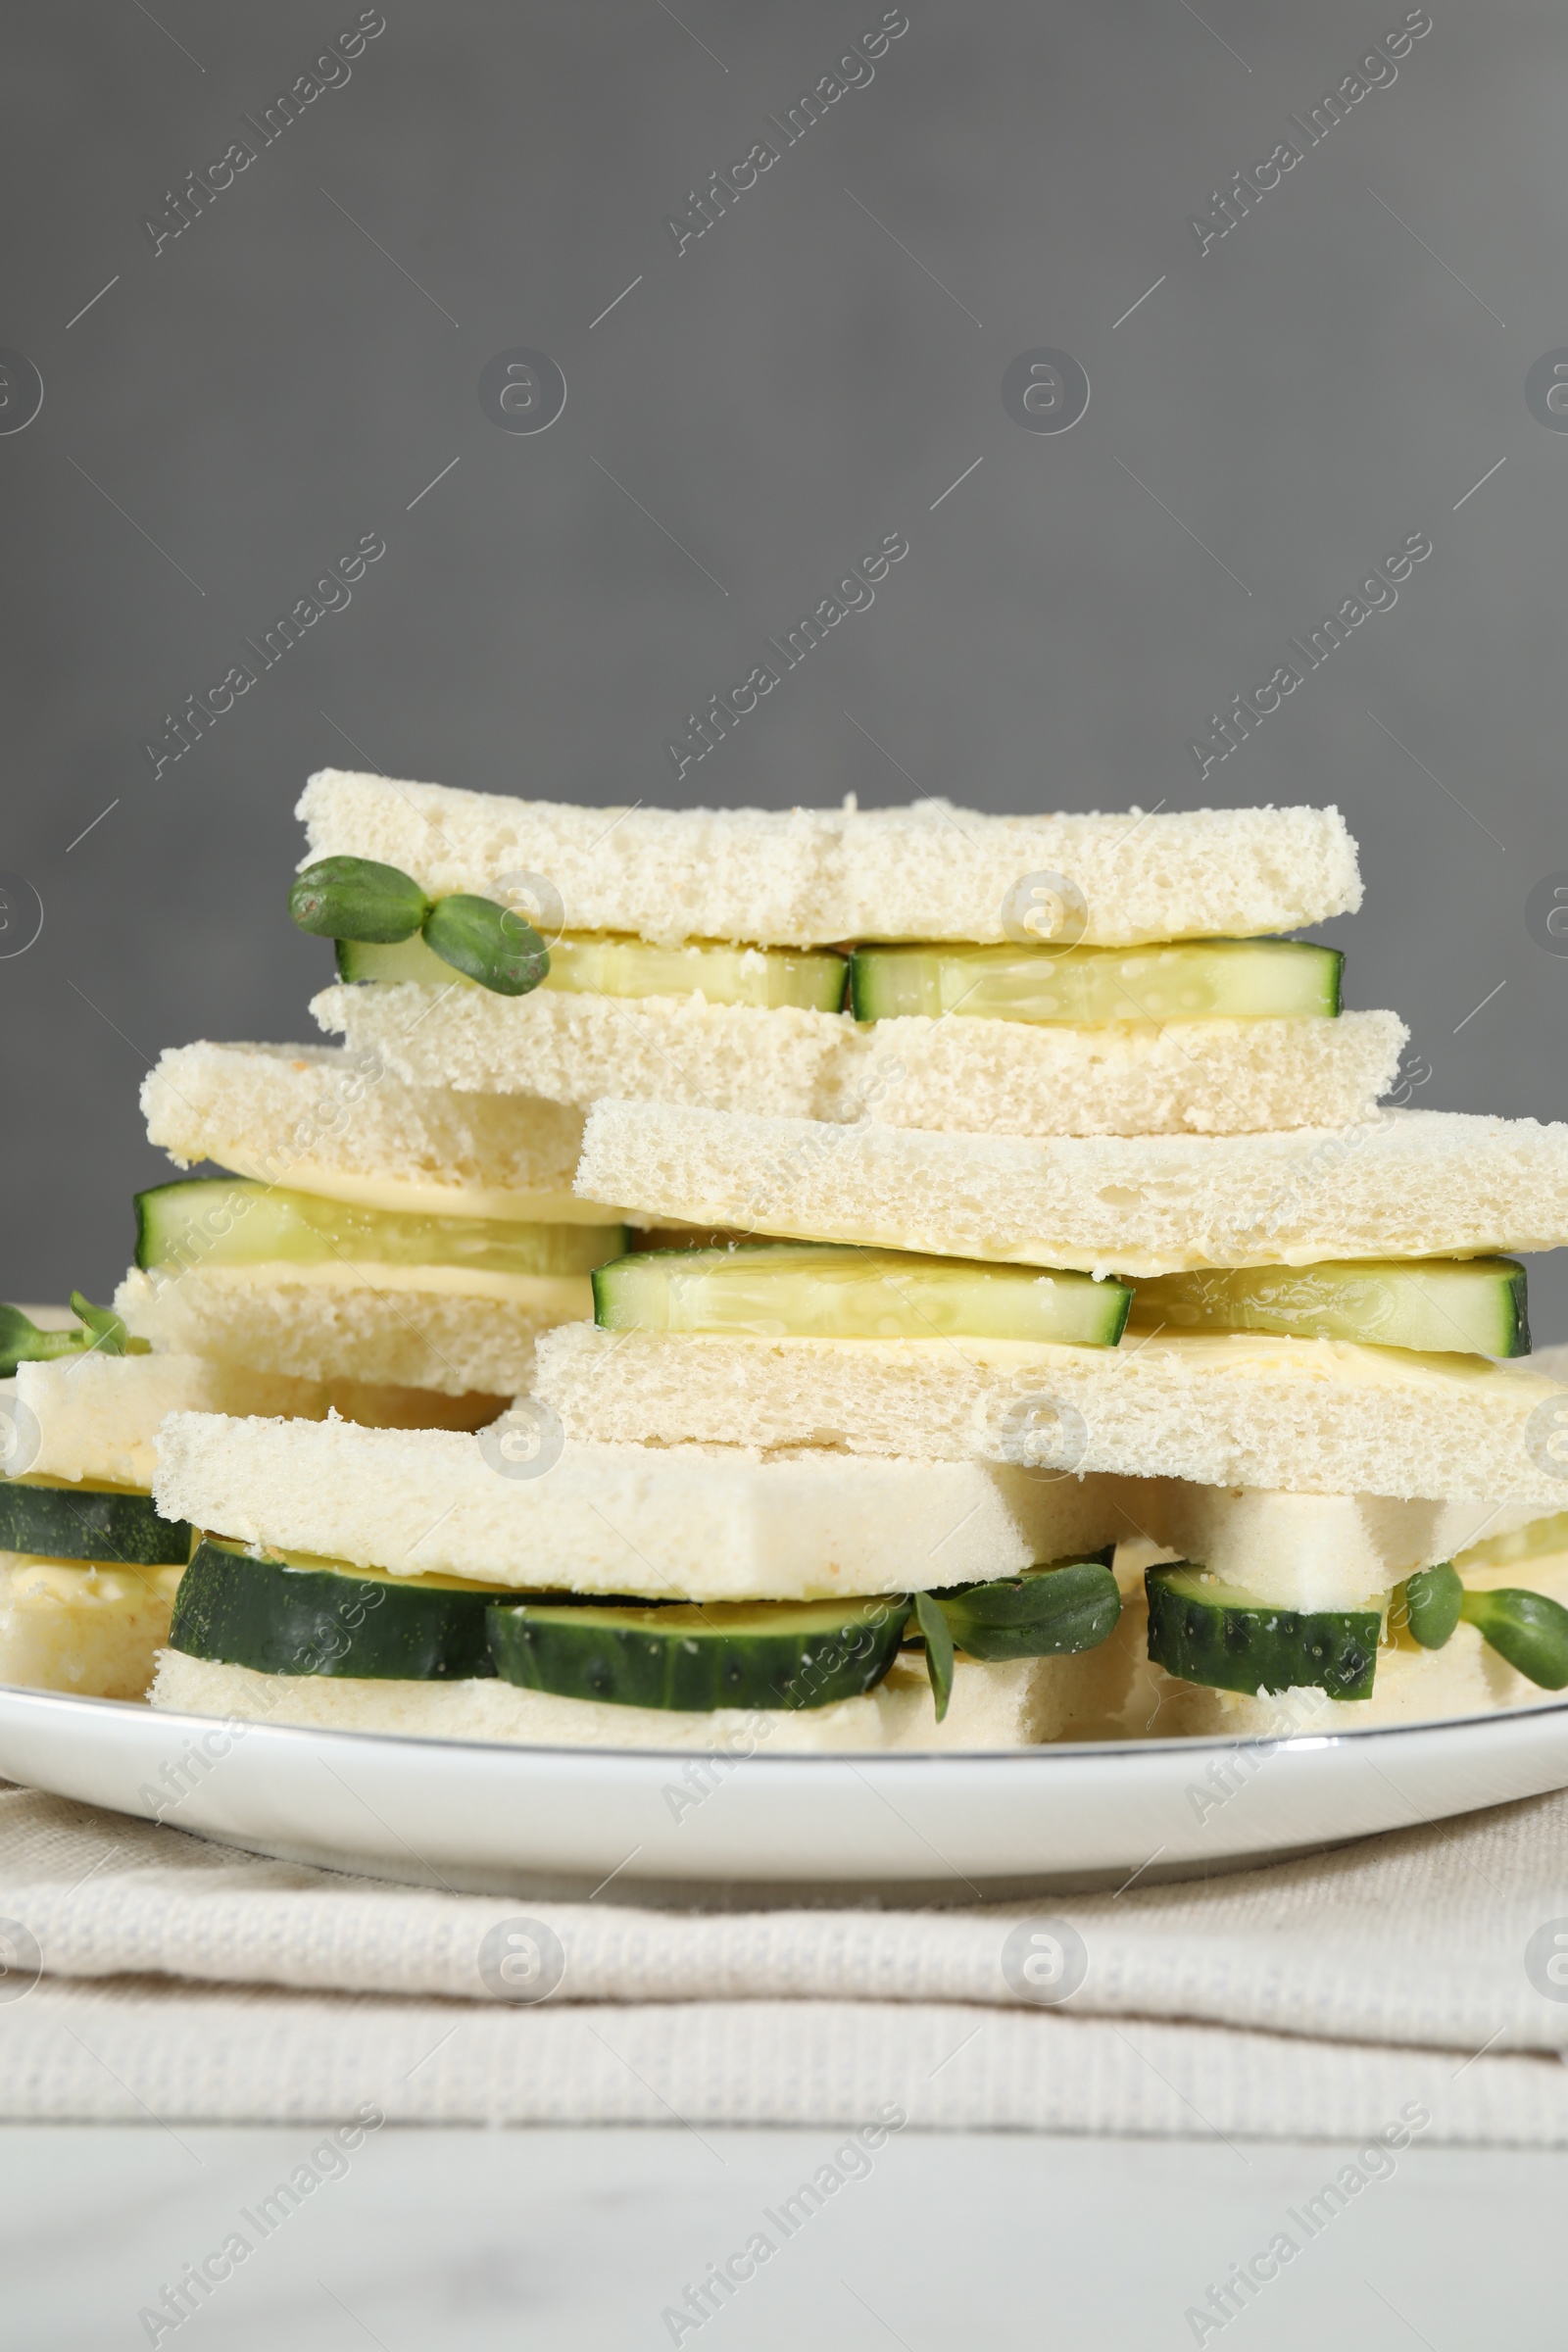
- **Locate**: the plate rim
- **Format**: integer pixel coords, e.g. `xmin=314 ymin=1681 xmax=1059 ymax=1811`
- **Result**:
xmin=4 ymin=1676 xmax=1566 ymax=1770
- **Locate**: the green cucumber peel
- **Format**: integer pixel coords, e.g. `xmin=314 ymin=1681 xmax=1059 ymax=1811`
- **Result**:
xmin=290 ymin=857 xmax=430 ymax=942
xmin=1146 ymin=1565 xmax=1381 ymax=1701
xmin=420 ymin=894 xmax=549 ymax=997
xmin=912 ymin=1591 xmax=956 ymax=1723
xmin=1398 ymin=1562 xmax=1464 ymax=1649
xmin=1459 ymin=1587 xmax=1568 ymax=1690
xmin=0 ymin=1295 xmax=147 ymax=1378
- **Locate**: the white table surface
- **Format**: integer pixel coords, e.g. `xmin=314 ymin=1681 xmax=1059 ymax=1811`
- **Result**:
xmin=3 ymin=2124 xmax=1562 ymax=2349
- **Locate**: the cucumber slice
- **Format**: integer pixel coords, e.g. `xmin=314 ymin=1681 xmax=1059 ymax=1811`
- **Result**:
xmin=0 ymin=1479 xmax=191 ymax=1567
xmin=487 ymin=1594 xmax=909 ymax=1712
xmin=931 ymin=1553 xmax=1121 ymax=1662
xmin=134 ymin=1179 xmax=624 ymax=1279
xmin=591 ymin=1242 xmax=1131 ymax=1347
xmin=1131 ymin=1257 xmax=1529 ymax=1357
xmin=337 ymin=931 xmax=849 ymax=1013
xmin=1146 ymin=1564 xmax=1380 ymax=1700
xmin=849 ymin=938 xmax=1341 ymax=1025
xmin=1459 ymin=1588 xmax=1568 ymax=1690
xmin=338 ymin=937 xmax=461 ymax=987
xmin=169 ymin=1538 xmax=503 ymax=1680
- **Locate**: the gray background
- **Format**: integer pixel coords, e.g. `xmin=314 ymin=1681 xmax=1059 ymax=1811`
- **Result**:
xmin=3 ymin=0 xmax=1565 ymax=1322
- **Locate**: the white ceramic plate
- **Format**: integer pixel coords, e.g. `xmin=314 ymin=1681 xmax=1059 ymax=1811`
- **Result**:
xmin=3 ymin=1683 xmax=1567 ymax=1900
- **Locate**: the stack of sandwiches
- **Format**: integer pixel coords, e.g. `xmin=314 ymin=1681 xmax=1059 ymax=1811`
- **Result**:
xmin=7 ymin=770 xmax=1568 ymax=1750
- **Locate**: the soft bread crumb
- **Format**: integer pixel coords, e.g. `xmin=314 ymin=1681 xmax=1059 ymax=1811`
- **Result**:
xmin=141 ymin=1039 xmax=588 ymax=1196
xmin=314 ymin=986 xmax=1401 ymax=1137
xmin=531 ymin=1323 xmax=1568 ymax=1509
xmin=300 ymin=772 xmax=1362 ymax=947
xmin=569 ymin=1099 xmax=1568 ymax=1272
xmin=114 ymin=1267 xmax=577 ymax=1397
xmin=152 ymin=1413 xmax=1135 ymax=1600
xmin=9 ymin=1354 xmax=494 ymax=1491
xmin=150 ymin=1646 xmax=1115 ymax=1750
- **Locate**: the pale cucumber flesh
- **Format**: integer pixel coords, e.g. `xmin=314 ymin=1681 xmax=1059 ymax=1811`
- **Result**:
xmin=849 ymin=938 xmax=1342 ymax=1025
xmin=591 ymin=1242 xmax=1132 ymax=1346
xmin=1131 ymin=1257 xmax=1529 ymax=1357
xmin=135 ymin=1179 xmax=623 ymax=1278
xmin=337 ymin=931 xmax=848 ymax=1013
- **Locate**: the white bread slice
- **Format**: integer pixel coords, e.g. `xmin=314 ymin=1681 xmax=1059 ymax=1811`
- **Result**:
xmin=299 ymin=770 xmax=1362 ymax=946
xmin=114 ymin=1266 xmax=582 ymax=1399
xmin=0 ymin=1556 xmax=181 ymax=1700
xmin=8 ymin=1355 xmax=495 ymax=1492
xmin=313 ymin=983 xmax=850 ymax=1121
xmin=570 ymin=1099 xmax=1568 ymax=1273
xmin=1102 ymin=1545 xmax=1568 ymax=1740
xmin=141 ymin=1040 xmax=615 ymax=1222
xmin=851 ymin=1010 xmax=1406 ymax=1139
xmin=149 ymin=1644 xmax=1117 ymax=1750
xmin=1132 ymin=1483 xmax=1539 ymax=1610
xmin=531 ymin=1323 xmax=1568 ymax=1508
xmin=152 ymin=1412 xmax=1132 ymax=1600
xmin=315 ymin=981 xmax=1404 ymax=1138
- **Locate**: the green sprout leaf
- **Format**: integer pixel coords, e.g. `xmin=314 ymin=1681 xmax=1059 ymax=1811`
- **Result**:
xmin=913 ymin=1590 xmax=956 ymax=1724
xmin=421 ymin=895 xmax=550 ymax=997
xmin=1460 ymin=1587 xmax=1568 ymax=1690
xmin=68 ymin=1292 xmax=149 ymax=1357
xmin=289 ymin=857 xmax=430 ymax=943
xmin=1399 ymin=1561 xmax=1463 ymax=1650
xmin=0 ymin=1305 xmax=83 ymax=1379
xmin=938 ymin=1554 xmax=1122 ymax=1661
xmin=0 ymin=1295 xmax=148 ymax=1380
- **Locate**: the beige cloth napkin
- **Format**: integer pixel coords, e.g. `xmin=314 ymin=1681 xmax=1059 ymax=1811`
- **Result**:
xmin=3 ymin=1784 xmax=1568 ymax=2139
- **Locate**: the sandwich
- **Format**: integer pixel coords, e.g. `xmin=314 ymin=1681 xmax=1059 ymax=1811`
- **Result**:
xmin=146 ymin=1408 xmax=1144 ymax=1749
xmin=111 ymin=1041 xmax=627 ymax=1399
xmin=516 ymin=1090 xmax=1568 ymax=1731
xmin=0 ymin=1313 xmax=190 ymax=1703
xmin=0 ymin=1295 xmax=487 ymax=1702
xmin=531 ymin=1097 xmax=1568 ymax=1506
xmin=22 ymin=772 xmax=1567 ymax=1753
xmin=299 ymin=771 xmax=1404 ymax=1136
xmin=1108 ymin=1482 xmax=1568 ymax=1738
